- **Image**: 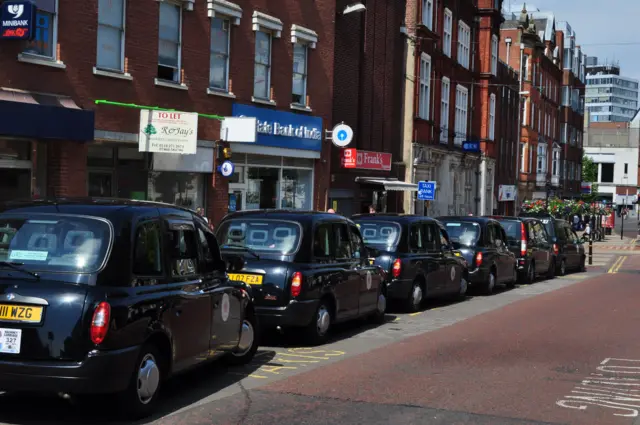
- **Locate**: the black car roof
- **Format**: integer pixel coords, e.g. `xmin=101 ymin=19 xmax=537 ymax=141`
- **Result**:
xmin=352 ymin=213 xmax=439 ymax=224
xmin=0 ymin=197 xmax=196 ymax=217
xmin=488 ymin=215 xmax=539 ymax=222
xmin=437 ymin=216 xmax=496 ymax=224
xmin=221 ymin=209 xmax=354 ymax=224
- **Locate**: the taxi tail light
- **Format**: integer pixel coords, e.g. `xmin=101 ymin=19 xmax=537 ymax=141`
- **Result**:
xmin=290 ymin=272 xmax=303 ymax=298
xmin=391 ymin=258 xmax=402 ymax=278
xmin=553 ymin=243 xmax=559 ymax=255
xmin=475 ymin=252 xmax=483 ymax=268
xmin=520 ymin=222 xmax=527 ymax=257
xmin=90 ymin=302 xmax=111 ymax=345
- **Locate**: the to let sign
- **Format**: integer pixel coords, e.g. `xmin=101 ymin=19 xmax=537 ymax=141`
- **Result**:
xmin=1 ymin=1 xmax=35 ymax=40
xmin=139 ymin=110 xmax=198 ymax=155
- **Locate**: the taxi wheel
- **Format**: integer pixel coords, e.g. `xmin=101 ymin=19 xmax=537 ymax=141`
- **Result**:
xmin=305 ymin=299 xmax=332 ymax=345
xmin=117 ymin=344 xmax=164 ymax=419
xmin=580 ymin=256 xmax=586 ymax=272
xmin=483 ymin=270 xmax=496 ymax=295
xmin=547 ymin=258 xmax=556 ymax=278
xmin=226 ymin=308 xmax=259 ymax=366
xmin=369 ymin=285 xmax=387 ymax=324
xmin=523 ymin=262 xmax=535 ymax=285
xmin=558 ymin=259 xmax=567 ymax=276
xmin=506 ymin=266 xmax=517 ymax=289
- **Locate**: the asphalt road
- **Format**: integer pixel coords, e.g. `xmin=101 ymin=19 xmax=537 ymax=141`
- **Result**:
xmin=0 ymin=255 xmax=634 ymax=425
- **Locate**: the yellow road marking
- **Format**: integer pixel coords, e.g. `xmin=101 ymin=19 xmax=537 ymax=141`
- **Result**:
xmin=409 ymin=311 xmax=422 ymax=316
xmin=608 ymin=256 xmax=623 ymax=274
xmin=275 ymin=358 xmax=319 ymax=363
xmin=612 ymin=256 xmax=627 ymax=274
xmin=393 ymin=317 xmax=400 ymax=322
xmin=278 ymin=352 xmax=330 ymax=360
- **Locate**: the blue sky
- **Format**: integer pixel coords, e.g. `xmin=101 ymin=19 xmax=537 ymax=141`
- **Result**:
xmin=504 ymin=1 xmax=640 ymax=80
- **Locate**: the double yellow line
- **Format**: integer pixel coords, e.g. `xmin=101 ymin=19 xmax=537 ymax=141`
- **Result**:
xmin=608 ymin=256 xmax=628 ymax=274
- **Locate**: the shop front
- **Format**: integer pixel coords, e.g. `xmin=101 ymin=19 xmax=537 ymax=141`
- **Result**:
xmin=229 ymin=103 xmax=322 ymax=212
xmin=0 ymin=88 xmax=95 ymax=202
xmin=497 ymin=185 xmax=517 ymax=215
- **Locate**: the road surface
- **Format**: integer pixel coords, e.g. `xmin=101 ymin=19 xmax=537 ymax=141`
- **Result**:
xmin=0 ymin=255 xmax=636 ymax=425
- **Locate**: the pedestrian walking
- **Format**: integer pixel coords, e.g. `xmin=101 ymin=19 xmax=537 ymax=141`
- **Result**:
xmin=369 ymin=205 xmax=376 ymax=214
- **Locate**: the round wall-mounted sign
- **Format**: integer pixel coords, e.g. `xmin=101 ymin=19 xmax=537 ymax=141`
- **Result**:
xmin=331 ymin=124 xmax=354 ymax=147
xmin=219 ymin=160 xmax=235 ymax=177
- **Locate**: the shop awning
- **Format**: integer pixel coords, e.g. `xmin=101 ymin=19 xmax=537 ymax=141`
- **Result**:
xmin=355 ymin=177 xmax=418 ymax=191
xmin=0 ymin=88 xmax=94 ymax=142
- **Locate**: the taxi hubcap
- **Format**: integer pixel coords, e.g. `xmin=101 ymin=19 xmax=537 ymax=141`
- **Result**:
xmin=137 ymin=353 xmax=160 ymax=405
xmin=317 ymin=305 xmax=330 ymax=335
xmin=377 ymin=292 xmax=387 ymax=314
xmin=412 ymin=285 xmax=423 ymax=306
xmin=489 ymin=274 xmax=495 ymax=290
xmin=233 ymin=319 xmax=254 ymax=357
xmin=460 ymin=278 xmax=468 ymax=295
xmin=561 ymin=261 xmax=566 ymax=275
xmin=529 ymin=266 xmax=534 ymax=281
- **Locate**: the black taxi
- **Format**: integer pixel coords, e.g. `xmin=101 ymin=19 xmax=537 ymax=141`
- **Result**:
xmin=216 ymin=210 xmax=387 ymax=345
xmin=0 ymin=199 xmax=258 ymax=418
xmin=352 ymin=214 xmax=469 ymax=312
xmin=437 ymin=216 xmax=518 ymax=294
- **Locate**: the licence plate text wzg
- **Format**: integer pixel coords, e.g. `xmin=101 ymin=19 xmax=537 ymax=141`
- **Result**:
xmin=0 ymin=304 xmax=43 ymax=323
xmin=228 ymin=273 xmax=264 ymax=285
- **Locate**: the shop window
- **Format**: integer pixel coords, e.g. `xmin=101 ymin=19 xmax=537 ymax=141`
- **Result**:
xmin=148 ymin=172 xmax=204 ymax=210
xmin=133 ymin=221 xmax=163 ymax=276
xmin=247 ymin=167 xmax=278 ymax=209
xmin=292 ymin=42 xmax=308 ymax=105
xmin=0 ymin=140 xmax=30 ymax=161
xmin=246 ymin=154 xmax=281 ymax=166
xmin=23 ymin=0 xmax=58 ymax=59
xmin=254 ymin=30 xmax=272 ymax=99
xmin=283 ymin=157 xmax=313 ymax=168
xmin=210 ymin=17 xmax=230 ymax=91
xmin=97 ymin=0 xmax=126 ymax=72
xmin=281 ymin=169 xmax=312 ymax=210
xmin=158 ymin=1 xmax=182 ymax=83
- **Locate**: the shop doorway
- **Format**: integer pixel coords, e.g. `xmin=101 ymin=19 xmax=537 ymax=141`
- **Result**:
xmin=88 ymin=171 xmax=114 ymax=197
xmin=0 ymin=168 xmax=30 ymax=202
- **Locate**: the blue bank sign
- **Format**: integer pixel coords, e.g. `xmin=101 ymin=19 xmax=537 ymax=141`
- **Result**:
xmin=1 ymin=1 xmax=35 ymax=40
xmin=231 ymin=103 xmax=323 ymax=151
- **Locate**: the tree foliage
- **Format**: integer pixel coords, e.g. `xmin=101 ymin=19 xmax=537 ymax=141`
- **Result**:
xmin=581 ymin=155 xmax=599 ymax=201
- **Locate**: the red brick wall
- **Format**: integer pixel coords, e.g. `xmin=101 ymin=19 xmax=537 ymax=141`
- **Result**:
xmin=0 ymin=0 xmax=335 ymax=222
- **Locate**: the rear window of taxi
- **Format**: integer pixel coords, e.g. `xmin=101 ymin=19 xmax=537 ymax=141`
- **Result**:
xmin=217 ymin=219 xmax=301 ymax=255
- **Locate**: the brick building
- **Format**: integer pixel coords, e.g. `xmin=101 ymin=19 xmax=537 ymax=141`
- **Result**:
xmin=0 ymin=0 xmax=335 ymax=224
xmin=328 ymin=0 xmax=408 ymax=216
xmin=500 ymin=5 xmax=585 ymax=207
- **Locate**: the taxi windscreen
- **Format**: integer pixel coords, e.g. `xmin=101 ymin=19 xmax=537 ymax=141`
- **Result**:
xmin=442 ymin=221 xmax=480 ymax=247
xmin=356 ymin=221 xmax=401 ymax=248
xmin=0 ymin=215 xmax=111 ymax=273
xmin=217 ymin=220 xmax=301 ymax=254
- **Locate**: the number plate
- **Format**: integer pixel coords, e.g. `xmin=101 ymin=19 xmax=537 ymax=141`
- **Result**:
xmin=0 ymin=304 xmax=43 ymax=323
xmin=228 ymin=273 xmax=264 ymax=285
xmin=0 ymin=328 xmax=22 ymax=354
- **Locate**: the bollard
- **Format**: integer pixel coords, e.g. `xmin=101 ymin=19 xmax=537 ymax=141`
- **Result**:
xmin=588 ymin=234 xmax=593 ymax=265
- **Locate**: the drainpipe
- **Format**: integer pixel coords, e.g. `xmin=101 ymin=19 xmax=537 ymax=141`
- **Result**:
xmin=514 ymin=43 xmax=525 ymax=215
xmin=471 ymin=16 xmax=479 ymax=214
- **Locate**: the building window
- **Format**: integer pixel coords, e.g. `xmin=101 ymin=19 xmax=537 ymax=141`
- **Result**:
xmin=422 ymin=0 xmax=433 ymax=30
xmin=552 ymin=150 xmax=559 ymax=176
xmin=443 ymin=9 xmax=452 ymax=57
xmin=440 ymin=77 xmax=450 ymax=143
xmin=491 ymin=35 xmax=498 ymax=75
xmin=210 ymin=17 xmax=231 ymax=91
xmin=418 ymin=53 xmax=431 ymax=119
xmin=457 ymin=21 xmax=470 ymax=69
xmin=454 ymin=85 xmax=469 ymax=145
xmin=528 ymin=144 xmax=533 ymax=173
xmin=537 ymin=144 xmax=547 ymax=174
xmin=157 ymin=2 xmax=182 ymax=83
xmin=531 ymin=103 xmax=535 ymax=128
xmin=522 ymin=55 xmax=529 ymax=80
xmin=97 ymin=0 xmax=125 ymax=72
xmin=522 ymin=100 xmax=528 ymax=126
xmin=488 ymin=94 xmax=496 ymax=140
xmin=624 ymin=163 xmax=629 ymax=175
xmin=292 ymin=43 xmax=308 ymax=105
xmin=23 ymin=0 xmax=58 ymax=59
xmin=254 ymin=31 xmax=272 ymax=99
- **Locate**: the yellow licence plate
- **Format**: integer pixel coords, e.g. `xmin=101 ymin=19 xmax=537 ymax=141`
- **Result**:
xmin=228 ymin=273 xmax=264 ymax=285
xmin=0 ymin=304 xmax=43 ymax=323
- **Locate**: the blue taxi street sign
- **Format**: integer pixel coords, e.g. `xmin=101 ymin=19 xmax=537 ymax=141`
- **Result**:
xmin=1 ymin=1 xmax=36 ymax=40
xmin=462 ymin=141 xmax=480 ymax=153
xmin=417 ymin=181 xmax=436 ymax=201
xmin=218 ymin=160 xmax=235 ymax=177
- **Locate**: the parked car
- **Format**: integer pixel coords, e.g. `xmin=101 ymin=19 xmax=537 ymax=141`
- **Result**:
xmin=488 ymin=216 xmax=555 ymax=284
xmin=352 ymin=214 xmax=469 ymax=312
xmin=216 ymin=210 xmax=387 ymax=344
xmin=437 ymin=216 xmax=517 ymax=294
xmin=0 ymin=199 xmax=259 ymax=418
xmin=519 ymin=212 xmax=586 ymax=275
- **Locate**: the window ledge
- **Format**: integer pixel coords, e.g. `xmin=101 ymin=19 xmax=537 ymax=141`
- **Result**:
xmin=290 ymin=103 xmax=312 ymax=112
xmin=18 ymin=53 xmax=66 ymax=69
xmin=93 ymin=67 xmax=133 ymax=80
xmin=207 ymin=88 xmax=236 ymax=98
xmin=252 ymin=96 xmax=276 ymax=106
xmin=154 ymin=78 xmax=188 ymax=90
